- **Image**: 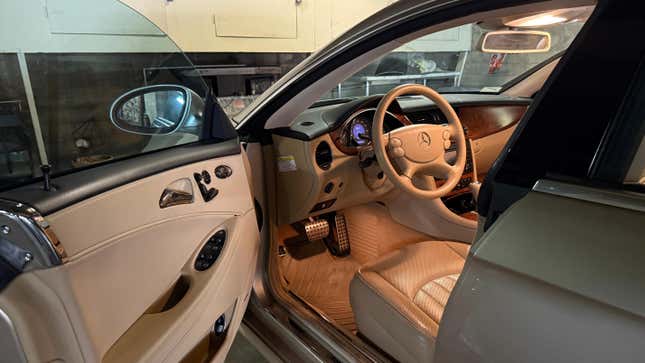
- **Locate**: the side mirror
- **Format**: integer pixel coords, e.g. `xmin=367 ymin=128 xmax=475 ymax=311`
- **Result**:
xmin=481 ymin=30 xmax=551 ymax=54
xmin=109 ymin=84 xmax=203 ymax=135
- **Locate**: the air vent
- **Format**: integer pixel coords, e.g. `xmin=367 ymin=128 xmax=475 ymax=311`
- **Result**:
xmin=315 ymin=141 xmax=332 ymax=170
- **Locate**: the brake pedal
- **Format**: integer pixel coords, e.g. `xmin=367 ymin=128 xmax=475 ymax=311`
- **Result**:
xmin=325 ymin=214 xmax=350 ymax=256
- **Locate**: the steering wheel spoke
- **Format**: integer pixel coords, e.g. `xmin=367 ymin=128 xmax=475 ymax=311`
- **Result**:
xmin=413 ymin=174 xmax=437 ymax=190
xmin=428 ymin=158 xmax=456 ymax=180
xmin=397 ymin=158 xmax=423 ymax=178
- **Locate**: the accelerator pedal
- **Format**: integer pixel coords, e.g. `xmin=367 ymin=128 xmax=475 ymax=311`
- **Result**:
xmin=325 ymin=214 xmax=350 ymax=257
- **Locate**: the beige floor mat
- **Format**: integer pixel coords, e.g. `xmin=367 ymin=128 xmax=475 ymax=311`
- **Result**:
xmin=279 ymin=239 xmax=360 ymax=332
xmin=278 ymin=203 xmax=433 ymax=333
xmin=344 ymin=203 xmax=435 ymax=265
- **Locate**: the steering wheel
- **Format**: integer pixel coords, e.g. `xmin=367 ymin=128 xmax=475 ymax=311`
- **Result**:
xmin=372 ymin=84 xmax=467 ymax=199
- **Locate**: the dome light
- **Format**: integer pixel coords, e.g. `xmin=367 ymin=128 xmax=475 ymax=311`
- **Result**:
xmin=505 ymin=14 xmax=567 ymax=27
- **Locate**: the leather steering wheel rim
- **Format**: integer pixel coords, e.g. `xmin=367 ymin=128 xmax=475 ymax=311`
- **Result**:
xmin=372 ymin=84 xmax=467 ymax=199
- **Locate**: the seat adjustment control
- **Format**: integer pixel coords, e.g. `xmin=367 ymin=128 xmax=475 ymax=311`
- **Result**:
xmin=201 ymin=170 xmax=211 ymax=184
xmin=195 ymin=230 xmax=226 ymax=271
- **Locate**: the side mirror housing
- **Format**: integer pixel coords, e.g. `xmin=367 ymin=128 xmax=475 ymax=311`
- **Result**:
xmin=109 ymin=84 xmax=204 ymax=135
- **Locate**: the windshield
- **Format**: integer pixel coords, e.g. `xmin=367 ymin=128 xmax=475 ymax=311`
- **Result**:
xmin=319 ymin=9 xmax=590 ymax=100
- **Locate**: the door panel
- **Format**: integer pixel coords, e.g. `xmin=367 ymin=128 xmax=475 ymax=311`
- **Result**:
xmin=0 ymin=149 xmax=259 ymax=362
xmin=436 ymin=180 xmax=645 ymax=362
xmin=47 ymin=154 xmax=251 ymax=258
xmin=0 ymin=139 xmax=241 ymax=215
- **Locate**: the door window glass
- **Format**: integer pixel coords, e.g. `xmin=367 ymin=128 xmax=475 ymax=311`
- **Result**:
xmin=0 ymin=0 xmax=209 ymax=190
xmin=589 ymin=52 xmax=645 ymax=190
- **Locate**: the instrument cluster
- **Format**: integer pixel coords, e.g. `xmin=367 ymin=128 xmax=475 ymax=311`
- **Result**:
xmin=339 ymin=108 xmax=403 ymax=149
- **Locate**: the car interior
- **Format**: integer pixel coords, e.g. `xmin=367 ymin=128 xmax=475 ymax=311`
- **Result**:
xmin=7 ymin=0 xmax=645 ymax=362
xmin=257 ymin=2 xmax=598 ymax=361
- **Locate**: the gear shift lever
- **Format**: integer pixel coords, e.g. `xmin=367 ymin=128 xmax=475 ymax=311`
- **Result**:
xmin=469 ymin=181 xmax=481 ymax=202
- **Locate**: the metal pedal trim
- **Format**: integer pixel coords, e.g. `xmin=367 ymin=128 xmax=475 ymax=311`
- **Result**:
xmin=333 ymin=215 xmax=350 ymax=256
xmin=304 ymin=219 xmax=330 ymax=241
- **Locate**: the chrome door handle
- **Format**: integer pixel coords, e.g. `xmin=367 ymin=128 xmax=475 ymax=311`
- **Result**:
xmin=159 ymin=178 xmax=194 ymax=208
xmin=159 ymin=189 xmax=193 ymax=208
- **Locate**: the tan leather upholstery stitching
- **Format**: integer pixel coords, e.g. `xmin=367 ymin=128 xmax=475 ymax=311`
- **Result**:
xmin=414 ymin=274 xmax=461 ymax=324
xmin=351 ymin=240 xmax=470 ymax=360
xmin=355 ymin=271 xmax=439 ymax=337
xmin=443 ymin=241 xmax=470 ymax=259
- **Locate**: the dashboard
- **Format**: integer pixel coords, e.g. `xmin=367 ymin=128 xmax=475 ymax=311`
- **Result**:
xmin=271 ymin=93 xmax=530 ymax=224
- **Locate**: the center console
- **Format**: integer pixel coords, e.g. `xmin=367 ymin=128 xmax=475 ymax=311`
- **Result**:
xmin=440 ymin=134 xmax=478 ymax=219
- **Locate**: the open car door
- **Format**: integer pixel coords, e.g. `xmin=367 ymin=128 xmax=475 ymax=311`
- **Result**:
xmin=0 ymin=1 xmax=260 ymax=362
xmin=437 ymin=2 xmax=645 ymax=360
xmin=0 ymin=138 xmax=259 ymax=363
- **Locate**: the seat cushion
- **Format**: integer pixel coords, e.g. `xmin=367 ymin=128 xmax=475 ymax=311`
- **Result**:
xmin=349 ymin=241 xmax=469 ymax=363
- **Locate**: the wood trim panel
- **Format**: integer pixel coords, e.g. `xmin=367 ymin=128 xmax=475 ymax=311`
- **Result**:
xmin=460 ymin=211 xmax=479 ymax=221
xmin=458 ymin=105 xmax=528 ymax=140
xmin=329 ymin=126 xmax=360 ymax=155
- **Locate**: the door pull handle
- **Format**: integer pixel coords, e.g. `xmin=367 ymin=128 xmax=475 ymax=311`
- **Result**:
xmin=159 ymin=178 xmax=194 ymax=208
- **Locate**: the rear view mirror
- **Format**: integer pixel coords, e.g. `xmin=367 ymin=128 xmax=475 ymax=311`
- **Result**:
xmin=481 ymin=30 xmax=551 ymax=54
xmin=110 ymin=84 xmax=201 ymax=135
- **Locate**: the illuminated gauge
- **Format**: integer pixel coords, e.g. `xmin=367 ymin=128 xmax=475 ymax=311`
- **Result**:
xmin=351 ymin=117 xmax=370 ymax=146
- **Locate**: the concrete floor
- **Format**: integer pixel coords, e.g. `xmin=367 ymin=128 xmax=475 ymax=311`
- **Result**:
xmin=224 ymin=329 xmax=271 ymax=363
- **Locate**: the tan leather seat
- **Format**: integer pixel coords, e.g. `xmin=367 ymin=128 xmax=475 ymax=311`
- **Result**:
xmin=349 ymin=241 xmax=469 ymax=363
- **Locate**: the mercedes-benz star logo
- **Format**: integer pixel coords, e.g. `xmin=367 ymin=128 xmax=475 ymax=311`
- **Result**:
xmin=418 ymin=131 xmax=431 ymax=148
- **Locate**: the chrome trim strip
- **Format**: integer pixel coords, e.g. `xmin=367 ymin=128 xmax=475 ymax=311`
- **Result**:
xmin=533 ymin=179 xmax=645 ymax=213
xmin=0 ymin=199 xmax=65 ymax=267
